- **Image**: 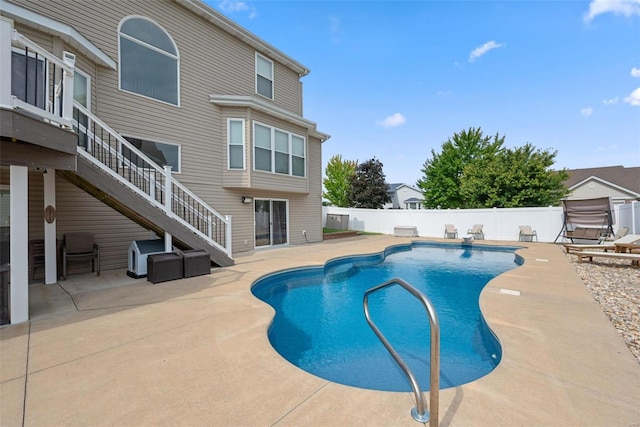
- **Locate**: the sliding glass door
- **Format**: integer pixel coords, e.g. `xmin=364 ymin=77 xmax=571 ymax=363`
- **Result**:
xmin=255 ymin=199 xmax=288 ymax=247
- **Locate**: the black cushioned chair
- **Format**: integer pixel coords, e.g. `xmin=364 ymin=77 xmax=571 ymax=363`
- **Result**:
xmin=63 ymin=232 xmax=100 ymax=279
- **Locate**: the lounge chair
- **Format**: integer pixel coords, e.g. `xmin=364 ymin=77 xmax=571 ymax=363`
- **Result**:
xmin=569 ymin=250 xmax=640 ymax=266
xmin=519 ymin=225 xmax=538 ymax=242
xmin=467 ymin=224 xmax=484 ymax=240
xmin=444 ymin=224 xmax=458 ymax=239
xmin=563 ymin=234 xmax=640 ymax=253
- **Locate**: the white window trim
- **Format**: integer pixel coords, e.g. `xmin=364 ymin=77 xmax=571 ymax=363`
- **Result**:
xmin=252 ymin=121 xmax=306 ymax=178
xmin=255 ymin=52 xmax=274 ymax=101
xmin=121 ymin=134 xmax=182 ymax=174
xmin=117 ymin=15 xmax=181 ymax=107
xmin=227 ymin=118 xmax=246 ymax=170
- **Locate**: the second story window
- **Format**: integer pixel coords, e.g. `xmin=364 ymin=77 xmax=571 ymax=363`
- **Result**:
xmin=119 ymin=17 xmax=179 ymax=106
xmin=253 ymin=122 xmax=306 ymax=177
xmin=256 ymin=53 xmax=273 ymax=99
xmin=228 ymin=119 xmax=245 ymax=169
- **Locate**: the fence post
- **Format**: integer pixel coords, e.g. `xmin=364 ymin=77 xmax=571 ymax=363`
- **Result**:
xmin=62 ymin=52 xmax=76 ymax=125
xmin=0 ymin=18 xmax=14 ymax=109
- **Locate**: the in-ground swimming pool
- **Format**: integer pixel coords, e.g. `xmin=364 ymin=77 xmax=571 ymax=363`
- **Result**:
xmin=251 ymin=241 xmax=523 ymax=392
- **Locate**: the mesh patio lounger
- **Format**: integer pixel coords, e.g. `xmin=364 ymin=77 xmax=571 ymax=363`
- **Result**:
xmin=444 ymin=224 xmax=458 ymax=239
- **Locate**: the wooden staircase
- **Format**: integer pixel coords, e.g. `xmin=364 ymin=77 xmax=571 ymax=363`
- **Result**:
xmin=63 ymin=102 xmax=234 ymax=267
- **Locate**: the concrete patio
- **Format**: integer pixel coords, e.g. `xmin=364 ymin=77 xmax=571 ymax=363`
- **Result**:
xmin=1 ymin=235 xmax=639 ymax=426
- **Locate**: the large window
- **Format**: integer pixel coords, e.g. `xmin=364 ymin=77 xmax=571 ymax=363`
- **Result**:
xmin=253 ymin=122 xmax=305 ymax=177
xmin=256 ymin=53 xmax=273 ymax=99
xmin=122 ymin=136 xmax=181 ymax=173
xmin=227 ymin=119 xmax=245 ymax=170
xmin=119 ymin=17 xmax=179 ymax=106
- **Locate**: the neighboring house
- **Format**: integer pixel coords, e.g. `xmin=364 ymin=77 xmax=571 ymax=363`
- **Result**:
xmin=385 ymin=183 xmax=424 ymax=209
xmin=0 ymin=0 xmax=328 ymax=324
xmin=564 ymin=166 xmax=640 ymax=205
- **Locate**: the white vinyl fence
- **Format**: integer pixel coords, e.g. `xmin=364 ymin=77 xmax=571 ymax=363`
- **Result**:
xmin=323 ymin=201 xmax=639 ymax=243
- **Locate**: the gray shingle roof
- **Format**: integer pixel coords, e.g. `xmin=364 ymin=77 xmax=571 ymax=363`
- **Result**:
xmin=564 ymin=166 xmax=640 ymax=194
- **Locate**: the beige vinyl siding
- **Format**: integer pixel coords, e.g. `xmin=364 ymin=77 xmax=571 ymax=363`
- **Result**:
xmin=288 ymin=136 xmax=323 ymax=244
xmin=9 ymin=0 xmax=303 ymax=114
xmin=570 ymin=181 xmax=634 ymax=201
xmin=274 ymin=61 xmax=302 ymax=114
xmin=6 ymin=0 xmax=325 ymax=257
xmin=23 ymin=170 xmax=152 ymax=278
xmin=13 ymin=22 xmax=54 ymax=51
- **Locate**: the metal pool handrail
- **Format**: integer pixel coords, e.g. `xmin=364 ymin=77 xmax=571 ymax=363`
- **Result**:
xmin=363 ymin=278 xmax=440 ymax=426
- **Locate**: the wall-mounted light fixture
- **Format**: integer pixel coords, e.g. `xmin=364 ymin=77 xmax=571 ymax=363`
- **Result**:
xmin=242 ymin=196 xmax=252 ymax=204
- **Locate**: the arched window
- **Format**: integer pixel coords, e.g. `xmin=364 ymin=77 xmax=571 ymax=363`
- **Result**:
xmin=118 ymin=17 xmax=179 ymax=105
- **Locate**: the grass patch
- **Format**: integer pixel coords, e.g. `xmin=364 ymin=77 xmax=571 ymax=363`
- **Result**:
xmin=323 ymin=228 xmax=346 ymax=234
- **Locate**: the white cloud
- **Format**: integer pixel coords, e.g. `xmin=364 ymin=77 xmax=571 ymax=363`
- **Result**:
xmin=469 ymin=41 xmax=504 ymax=62
xmin=329 ymin=15 xmax=341 ymax=34
xmin=218 ymin=0 xmax=257 ymax=18
xmin=328 ymin=15 xmax=341 ymax=42
xmin=377 ymin=113 xmax=406 ymax=128
xmin=623 ymin=87 xmax=640 ymax=106
xmin=602 ymin=97 xmax=619 ymax=105
xmin=631 ymin=67 xmax=640 ymax=78
xmin=580 ymin=107 xmax=594 ymax=116
xmin=584 ymin=0 xmax=640 ymax=22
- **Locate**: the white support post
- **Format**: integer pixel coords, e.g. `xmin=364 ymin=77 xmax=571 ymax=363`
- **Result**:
xmin=225 ymin=215 xmax=232 ymax=257
xmin=61 ymin=52 xmax=76 ymax=124
xmin=10 ymin=166 xmax=29 ymax=324
xmin=0 ymin=17 xmax=14 ymax=109
xmin=164 ymin=165 xmax=173 ymax=252
xmin=43 ymin=170 xmax=57 ymax=284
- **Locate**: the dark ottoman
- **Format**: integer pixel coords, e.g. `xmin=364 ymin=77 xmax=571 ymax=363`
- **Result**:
xmin=182 ymin=250 xmax=210 ymax=278
xmin=147 ymin=252 xmax=183 ymax=284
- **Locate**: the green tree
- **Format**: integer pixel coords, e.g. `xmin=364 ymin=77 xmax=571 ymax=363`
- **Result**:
xmin=347 ymin=158 xmax=391 ymax=209
xmin=323 ymin=155 xmax=357 ymax=207
xmin=460 ymin=143 xmax=569 ymax=208
xmin=417 ymin=127 xmax=504 ymax=208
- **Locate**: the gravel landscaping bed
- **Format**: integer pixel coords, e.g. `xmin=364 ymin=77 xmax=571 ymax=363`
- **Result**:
xmin=566 ymin=254 xmax=640 ymax=363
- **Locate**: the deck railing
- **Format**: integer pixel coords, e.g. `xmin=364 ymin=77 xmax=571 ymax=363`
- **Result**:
xmin=0 ymin=18 xmax=75 ymax=128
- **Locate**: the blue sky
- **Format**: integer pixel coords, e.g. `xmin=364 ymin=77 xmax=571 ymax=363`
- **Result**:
xmin=207 ymin=0 xmax=640 ymax=186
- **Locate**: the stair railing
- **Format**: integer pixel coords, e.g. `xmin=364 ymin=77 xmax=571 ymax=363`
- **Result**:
xmin=72 ymin=101 xmax=232 ymax=257
xmin=363 ymin=278 xmax=440 ymax=426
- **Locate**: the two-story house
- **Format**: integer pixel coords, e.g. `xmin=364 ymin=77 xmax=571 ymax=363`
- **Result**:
xmin=0 ymin=0 xmax=328 ymax=324
xmin=384 ymin=183 xmax=424 ymax=209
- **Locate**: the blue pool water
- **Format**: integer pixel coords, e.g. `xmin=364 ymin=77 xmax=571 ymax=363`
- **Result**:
xmin=251 ymin=241 xmax=523 ymax=392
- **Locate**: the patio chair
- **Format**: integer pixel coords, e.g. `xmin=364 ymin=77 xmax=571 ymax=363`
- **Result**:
xmin=444 ymin=224 xmax=458 ymax=239
xmin=62 ymin=232 xmax=100 ymax=279
xmin=519 ymin=225 xmax=538 ymax=242
xmin=467 ymin=224 xmax=484 ymax=240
